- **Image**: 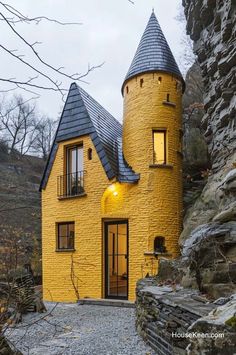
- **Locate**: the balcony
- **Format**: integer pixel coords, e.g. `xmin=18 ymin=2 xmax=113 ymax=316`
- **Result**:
xmin=57 ymin=171 xmax=85 ymax=199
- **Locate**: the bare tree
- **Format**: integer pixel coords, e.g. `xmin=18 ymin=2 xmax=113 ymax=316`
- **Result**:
xmin=176 ymin=4 xmax=196 ymax=75
xmin=0 ymin=95 xmax=37 ymax=155
xmin=32 ymin=117 xmax=57 ymax=160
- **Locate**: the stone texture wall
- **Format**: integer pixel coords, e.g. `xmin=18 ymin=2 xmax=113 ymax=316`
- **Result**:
xmin=42 ymin=135 xmax=109 ymax=302
xmin=136 ymin=280 xmax=236 ymax=355
xmin=183 ymin=0 xmax=236 ymax=173
xmin=123 ymin=72 xmax=183 ymax=259
xmin=179 ymin=0 xmax=236 ymax=298
xmin=136 ymin=280 xmax=214 ymax=354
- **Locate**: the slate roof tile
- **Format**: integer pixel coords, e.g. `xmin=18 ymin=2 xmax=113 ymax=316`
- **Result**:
xmin=122 ymin=12 xmax=184 ymax=92
xmin=40 ymin=84 xmax=139 ymax=190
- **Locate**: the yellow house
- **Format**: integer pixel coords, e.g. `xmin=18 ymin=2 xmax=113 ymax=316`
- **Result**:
xmin=40 ymin=12 xmax=185 ymax=302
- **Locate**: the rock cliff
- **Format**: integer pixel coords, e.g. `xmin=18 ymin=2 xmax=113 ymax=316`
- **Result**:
xmin=183 ymin=0 xmax=236 ymax=173
xmin=179 ymin=0 xmax=236 ymax=297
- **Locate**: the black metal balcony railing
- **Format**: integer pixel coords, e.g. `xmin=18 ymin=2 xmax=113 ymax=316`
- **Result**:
xmin=57 ymin=171 xmax=85 ymax=198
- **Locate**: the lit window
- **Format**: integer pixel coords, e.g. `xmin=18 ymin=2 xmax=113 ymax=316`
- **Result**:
xmin=153 ymin=130 xmax=167 ymax=164
xmin=57 ymin=222 xmax=74 ymax=250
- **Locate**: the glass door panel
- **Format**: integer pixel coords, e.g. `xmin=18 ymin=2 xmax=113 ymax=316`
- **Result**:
xmin=105 ymin=221 xmax=128 ymax=299
xmin=66 ymin=145 xmax=83 ymax=195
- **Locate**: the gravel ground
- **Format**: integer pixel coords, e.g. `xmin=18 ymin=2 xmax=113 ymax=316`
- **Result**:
xmin=6 ymin=303 xmax=155 ymax=355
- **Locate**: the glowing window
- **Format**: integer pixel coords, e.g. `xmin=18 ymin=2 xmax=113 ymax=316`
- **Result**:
xmin=153 ymin=130 xmax=167 ymax=164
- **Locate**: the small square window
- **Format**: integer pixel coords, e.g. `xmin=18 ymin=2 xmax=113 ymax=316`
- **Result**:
xmin=57 ymin=222 xmax=75 ymax=250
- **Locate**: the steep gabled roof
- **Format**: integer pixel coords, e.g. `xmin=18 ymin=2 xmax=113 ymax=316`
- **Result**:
xmin=117 ymin=138 xmax=140 ymax=183
xmin=122 ymin=11 xmax=184 ymax=93
xmin=40 ymin=83 xmax=139 ymax=190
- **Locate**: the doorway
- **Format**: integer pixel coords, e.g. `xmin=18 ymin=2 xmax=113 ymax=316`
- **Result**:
xmin=104 ymin=221 xmax=128 ymax=299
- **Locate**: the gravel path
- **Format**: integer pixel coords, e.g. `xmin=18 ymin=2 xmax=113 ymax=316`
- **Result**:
xmin=6 ymin=303 xmax=155 ymax=355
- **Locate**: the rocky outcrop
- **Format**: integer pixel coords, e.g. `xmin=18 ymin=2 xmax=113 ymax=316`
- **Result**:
xmin=183 ymin=0 xmax=236 ymax=173
xmin=136 ymin=280 xmax=236 ymax=355
xmin=181 ymin=222 xmax=236 ymax=298
xmin=179 ymin=0 xmax=236 ymax=299
xmin=187 ymin=295 xmax=236 ymax=354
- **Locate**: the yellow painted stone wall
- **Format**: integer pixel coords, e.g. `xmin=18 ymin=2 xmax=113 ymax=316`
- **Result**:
xmin=42 ymin=71 xmax=183 ymax=303
xmin=122 ymin=72 xmax=183 ymax=259
xmin=42 ymin=136 xmax=109 ymax=302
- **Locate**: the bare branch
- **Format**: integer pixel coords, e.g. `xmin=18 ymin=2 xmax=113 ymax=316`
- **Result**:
xmin=0 ymin=43 xmax=65 ymax=97
xmin=0 ymin=10 xmax=99 ymax=84
xmin=0 ymin=2 xmax=82 ymax=25
xmin=0 ymin=2 xmax=103 ymax=98
xmin=0 ymin=77 xmax=67 ymax=92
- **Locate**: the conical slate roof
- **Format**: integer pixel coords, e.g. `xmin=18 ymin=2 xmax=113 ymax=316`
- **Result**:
xmin=122 ymin=11 xmax=184 ymax=92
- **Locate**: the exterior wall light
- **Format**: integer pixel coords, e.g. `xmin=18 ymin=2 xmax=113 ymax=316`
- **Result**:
xmin=108 ymin=184 xmax=118 ymax=196
xmin=108 ymin=184 xmax=116 ymax=192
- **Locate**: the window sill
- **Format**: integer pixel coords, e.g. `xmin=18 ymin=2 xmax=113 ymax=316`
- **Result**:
xmin=58 ymin=193 xmax=87 ymax=200
xmin=55 ymin=249 xmax=76 ymax=252
xmin=163 ymin=101 xmax=176 ymax=107
xmin=149 ymin=164 xmax=173 ymax=169
xmin=144 ymin=251 xmax=172 ymax=257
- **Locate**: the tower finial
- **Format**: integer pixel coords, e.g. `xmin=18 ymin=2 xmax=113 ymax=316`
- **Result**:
xmin=152 ymin=7 xmax=154 ymax=13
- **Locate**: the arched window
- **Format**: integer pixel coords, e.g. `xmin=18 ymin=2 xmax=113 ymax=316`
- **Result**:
xmin=154 ymin=236 xmax=166 ymax=253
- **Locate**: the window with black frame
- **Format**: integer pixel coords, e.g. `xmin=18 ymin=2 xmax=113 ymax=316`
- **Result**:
xmin=153 ymin=130 xmax=167 ymax=165
xmin=57 ymin=222 xmax=75 ymax=250
xmin=66 ymin=145 xmax=84 ymax=196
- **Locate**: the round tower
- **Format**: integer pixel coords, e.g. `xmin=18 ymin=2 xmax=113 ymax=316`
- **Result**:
xmin=122 ymin=12 xmax=185 ymax=257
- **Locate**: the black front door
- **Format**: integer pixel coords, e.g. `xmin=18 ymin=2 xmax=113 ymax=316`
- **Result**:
xmin=105 ymin=221 xmax=128 ymax=299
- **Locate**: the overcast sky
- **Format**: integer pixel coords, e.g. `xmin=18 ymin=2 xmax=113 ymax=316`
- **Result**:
xmin=1 ymin=0 xmax=183 ymax=122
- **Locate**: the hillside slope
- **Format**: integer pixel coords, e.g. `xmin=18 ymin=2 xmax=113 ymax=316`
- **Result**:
xmin=0 ymin=150 xmax=45 ymax=275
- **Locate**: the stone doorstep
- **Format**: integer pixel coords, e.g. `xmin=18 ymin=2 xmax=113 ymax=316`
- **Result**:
xmin=77 ymin=298 xmax=135 ymax=308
